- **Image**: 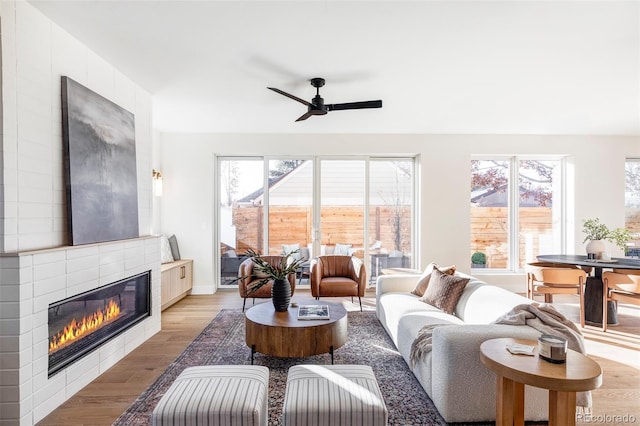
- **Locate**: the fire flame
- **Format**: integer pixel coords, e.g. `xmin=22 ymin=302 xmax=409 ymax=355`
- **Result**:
xmin=49 ymin=299 xmax=121 ymax=353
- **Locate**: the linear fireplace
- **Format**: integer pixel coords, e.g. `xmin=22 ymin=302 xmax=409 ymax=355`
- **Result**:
xmin=48 ymin=271 xmax=151 ymax=376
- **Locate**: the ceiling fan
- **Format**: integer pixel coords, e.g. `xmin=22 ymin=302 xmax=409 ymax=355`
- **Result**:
xmin=267 ymin=78 xmax=382 ymax=122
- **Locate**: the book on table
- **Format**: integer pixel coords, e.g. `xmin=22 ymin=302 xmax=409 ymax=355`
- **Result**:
xmin=298 ymin=305 xmax=330 ymax=320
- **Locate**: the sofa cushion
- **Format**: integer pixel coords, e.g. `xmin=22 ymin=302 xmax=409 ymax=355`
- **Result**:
xmin=411 ymin=263 xmax=456 ymax=297
xmin=420 ymin=269 xmax=469 ymax=314
xmin=454 ymin=276 xmax=533 ymax=323
xmin=377 ymin=293 xmax=444 ymax=345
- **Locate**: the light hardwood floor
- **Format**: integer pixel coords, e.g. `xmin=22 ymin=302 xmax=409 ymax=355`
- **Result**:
xmin=38 ymin=289 xmax=639 ymax=426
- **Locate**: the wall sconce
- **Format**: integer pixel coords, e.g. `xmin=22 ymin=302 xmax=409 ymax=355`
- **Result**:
xmin=152 ymin=169 xmax=163 ymax=197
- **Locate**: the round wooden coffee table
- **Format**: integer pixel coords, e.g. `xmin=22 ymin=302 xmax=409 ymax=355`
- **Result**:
xmin=480 ymin=337 xmax=602 ymax=426
xmin=245 ymin=300 xmax=348 ymax=364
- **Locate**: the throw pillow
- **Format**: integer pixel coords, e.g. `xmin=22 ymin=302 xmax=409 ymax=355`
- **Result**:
xmin=168 ymin=234 xmax=181 ymax=260
xmin=160 ymin=235 xmax=174 ymax=264
xmin=419 ymin=268 xmax=469 ymax=314
xmin=282 ymin=243 xmax=301 ymax=260
xmin=410 ymin=263 xmax=456 ymax=297
xmin=334 ymin=243 xmax=352 ymax=255
xmin=299 ymin=247 xmax=310 ymax=261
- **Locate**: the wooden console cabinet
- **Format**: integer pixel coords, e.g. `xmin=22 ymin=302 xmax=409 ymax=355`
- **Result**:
xmin=160 ymin=259 xmax=193 ymax=310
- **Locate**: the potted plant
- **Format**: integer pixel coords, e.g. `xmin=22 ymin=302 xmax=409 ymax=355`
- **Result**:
xmin=242 ymin=248 xmax=307 ymax=311
xmin=582 ymin=218 xmax=632 ymax=258
xmin=471 ymin=251 xmax=487 ymax=268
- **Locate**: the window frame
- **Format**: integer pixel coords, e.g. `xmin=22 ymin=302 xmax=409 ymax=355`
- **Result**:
xmin=471 ymin=155 xmax=567 ymax=273
xmin=215 ymin=155 xmax=418 ymax=287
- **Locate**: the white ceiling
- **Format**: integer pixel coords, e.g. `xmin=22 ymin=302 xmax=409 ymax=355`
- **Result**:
xmin=29 ymin=0 xmax=640 ymax=135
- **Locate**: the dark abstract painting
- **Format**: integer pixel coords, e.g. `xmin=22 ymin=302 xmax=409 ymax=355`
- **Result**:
xmin=62 ymin=76 xmax=139 ymax=245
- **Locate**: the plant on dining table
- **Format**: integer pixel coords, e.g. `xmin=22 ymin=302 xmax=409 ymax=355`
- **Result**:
xmin=582 ymin=218 xmax=632 ymax=252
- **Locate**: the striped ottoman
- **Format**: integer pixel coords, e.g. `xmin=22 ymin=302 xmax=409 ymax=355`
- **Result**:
xmin=152 ymin=365 xmax=269 ymax=426
xmin=283 ymin=364 xmax=388 ymax=426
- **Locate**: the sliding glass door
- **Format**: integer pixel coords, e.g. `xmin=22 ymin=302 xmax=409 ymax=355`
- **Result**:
xmin=218 ymin=159 xmax=264 ymax=285
xmin=266 ymin=160 xmax=313 ymax=256
xmin=369 ymin=159 xmax=414 ymax=283
xmin=217 ymin=156 xmax=416 ymax=287
xmin=319 ymin=160 xmax=366 ymax=260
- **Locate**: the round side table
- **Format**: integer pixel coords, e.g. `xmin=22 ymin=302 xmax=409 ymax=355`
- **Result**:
xmin=480 ymin=337 xmax=602 ymax=426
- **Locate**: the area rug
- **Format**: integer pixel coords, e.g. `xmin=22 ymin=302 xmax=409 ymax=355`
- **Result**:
xmin=114 ymin=309 xmax=455 ymax=426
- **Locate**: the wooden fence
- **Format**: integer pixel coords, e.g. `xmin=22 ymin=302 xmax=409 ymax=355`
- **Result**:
xmin=472 ymin=207 xmax=640 ymax=268
xmin=471 ymin=207 xmax=554 ymax=268
xmin=229 ymin=205 xmax=640 ymax=267
xmin=232 ymin=205 xmax=412 ymax=256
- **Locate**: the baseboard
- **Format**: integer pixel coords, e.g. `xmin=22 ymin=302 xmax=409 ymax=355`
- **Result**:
xmin=190 ymin=285 xmax=215 ymax=295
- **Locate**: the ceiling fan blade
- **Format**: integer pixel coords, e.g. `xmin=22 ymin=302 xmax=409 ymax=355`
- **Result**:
xmin=295 ymin=109 xmax=328 ymax=122
xmin=267 ymin=87 xmax=313 ymax=107
xmin=327 ymin=100 xmax=383 ymax=111
xmin=295 ymin=111 xmax=314 ymax=122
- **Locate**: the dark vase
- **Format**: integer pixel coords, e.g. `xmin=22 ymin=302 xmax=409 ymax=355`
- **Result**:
xmin=271 ymin=278 xmax=291 ymax=312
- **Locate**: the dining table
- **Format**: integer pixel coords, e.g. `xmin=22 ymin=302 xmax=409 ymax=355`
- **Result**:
xmin=536 ymin=254 xmax=640 ymax=326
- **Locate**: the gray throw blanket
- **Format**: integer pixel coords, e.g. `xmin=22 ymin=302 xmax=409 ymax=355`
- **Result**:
xmin=409 ymin=324 xmax=453 ymax=369
xmin=493 ymin=302 xmax=592 ymax=410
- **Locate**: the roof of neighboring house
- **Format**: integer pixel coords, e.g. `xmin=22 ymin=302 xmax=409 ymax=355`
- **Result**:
xmin=471 ymin=185 xmax=553 ymax=207
xmin=237 ymin=173 xmax=288 ymax=205
xmin=235 ymin=160 xmax=413 ymax=206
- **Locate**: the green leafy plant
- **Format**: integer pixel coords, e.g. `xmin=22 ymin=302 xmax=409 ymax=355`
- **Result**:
xmin=241 ymin=248 xmax=307 ymax=294
xmin=582 ymin=218 xmax=632 ymax=252
xmin=471 ymin=251 xmax=487 ymax=265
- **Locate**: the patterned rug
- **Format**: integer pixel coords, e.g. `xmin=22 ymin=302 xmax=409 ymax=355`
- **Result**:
xmin=113 ymin=308 xmax=452 ymax=426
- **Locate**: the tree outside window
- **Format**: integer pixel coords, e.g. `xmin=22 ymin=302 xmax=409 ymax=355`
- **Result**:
xmin=625 ymin=159 xmax=640 ymax=256
xmin=470 ymin=158 xmax=561 ymax=270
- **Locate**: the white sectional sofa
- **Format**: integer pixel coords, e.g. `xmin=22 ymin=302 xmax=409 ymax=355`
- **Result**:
xmin=376 ymin=271 xmax=549 ymax=423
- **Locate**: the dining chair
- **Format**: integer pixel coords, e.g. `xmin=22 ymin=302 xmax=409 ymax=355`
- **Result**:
xmin=525 ymin=262 xmax=588 ymax=327
xmin=310 ymin=255 xmax=367 ymax=311
xmin=602 ymin=270 xmax=640 ymax=332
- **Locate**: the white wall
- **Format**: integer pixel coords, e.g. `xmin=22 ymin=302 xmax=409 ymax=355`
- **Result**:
xmin=0 ymin=0 xmax=154 ymax=254
xmin=0 ymin=2 xmax=159 ymax=424
xmin=159 ymin=133 xmax=640 ymax=294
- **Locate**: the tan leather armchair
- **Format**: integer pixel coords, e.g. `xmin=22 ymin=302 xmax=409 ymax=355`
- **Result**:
xmin=238 ymin=256 xmax=296 ymax=311
xmin=310 ymin=255 xmax=366 ymax=311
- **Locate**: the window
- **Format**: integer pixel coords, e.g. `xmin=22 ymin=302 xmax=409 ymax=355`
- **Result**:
xmin=470 ymin=157 xmax=563 ymax=271
xmin=369 ymin=159 xmax=414 ymax=282
xmin=625 ymin=159 xmax=640 ymax=256
xmin=217 ymin=156 xmax=416 ymax=286
xmin=267 ymin=159 xmax=313 ymax=257
xmin=218 ymin=159 xmax=264 ymax=284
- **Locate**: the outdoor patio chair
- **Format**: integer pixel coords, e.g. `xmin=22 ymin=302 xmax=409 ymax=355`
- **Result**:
xmin=310 ymin=255 xmax=366 ymax=311
xmin=221 ymin=250 xmax=247 ymax=283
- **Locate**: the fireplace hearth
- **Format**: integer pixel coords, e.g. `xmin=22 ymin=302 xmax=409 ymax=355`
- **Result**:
xmin=48 ymin=271 xmax=151 ymax=376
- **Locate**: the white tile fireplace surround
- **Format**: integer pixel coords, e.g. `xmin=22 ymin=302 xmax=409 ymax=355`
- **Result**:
xmin=0 ymin=236 xmax=162 ymax=425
